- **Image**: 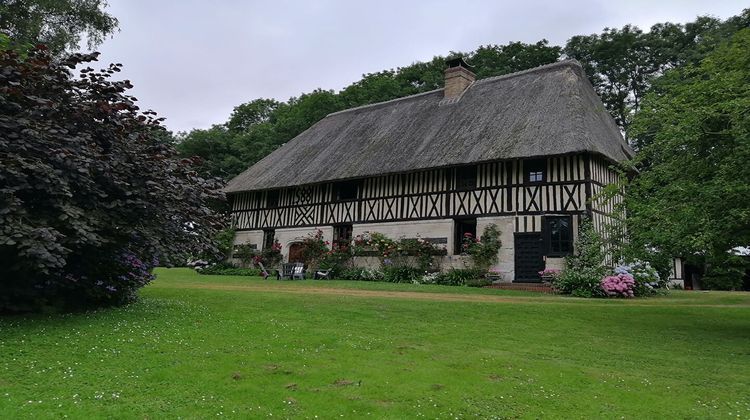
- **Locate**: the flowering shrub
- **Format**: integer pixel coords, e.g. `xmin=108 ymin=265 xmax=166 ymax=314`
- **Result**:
xmin=465 ymin=224 xmax=502 ymax=270
xmin=338 ymin=267 xmax=384 ymax=281
xmin=601 ymin=273 xmax=636 ymax=297
xmin=352 ymin=232 xmax=444 ymax=272
xmin=614 ymin=260 xmax=666 ymax=296
xmin=300 ymin=229 xmax=329 ymax=269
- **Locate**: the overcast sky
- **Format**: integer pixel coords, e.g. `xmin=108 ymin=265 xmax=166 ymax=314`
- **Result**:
xmin=90 ymin=0 xmax=747 ymax=133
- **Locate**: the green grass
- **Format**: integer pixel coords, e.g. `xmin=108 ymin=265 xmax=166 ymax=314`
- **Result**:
xmin=1 ymin=269 xmax=749 ymax=418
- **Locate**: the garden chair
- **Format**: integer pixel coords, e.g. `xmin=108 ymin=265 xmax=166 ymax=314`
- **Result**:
xmin=313 ymin=269 xmax=331 ymax=280
xmin=277 ymin=262 xmax=305 ymax=280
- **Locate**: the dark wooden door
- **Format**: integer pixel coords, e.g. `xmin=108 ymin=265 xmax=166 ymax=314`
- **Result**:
xmin=288 ymin=243 xmax=304 ymax=263
xmin=514 ymin=233 xmax=544 ymax=282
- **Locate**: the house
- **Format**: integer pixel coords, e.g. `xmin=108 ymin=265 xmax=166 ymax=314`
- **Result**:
xmin=224 ymin=58 xmax=634 ymax=282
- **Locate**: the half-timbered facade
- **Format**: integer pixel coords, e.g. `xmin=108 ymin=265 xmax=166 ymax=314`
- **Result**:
xmin=225 ymin=59 xmax=633 ymax=282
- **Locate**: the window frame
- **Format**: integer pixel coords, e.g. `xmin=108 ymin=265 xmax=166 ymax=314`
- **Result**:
xmin=524 ymin=159 xmax=546 ymax=183
xmin=332 ymin=180 xmax=360 ymax=202
xmin=266 ymin=189 xmax=280 ymax=208
xmin=454 ymin=165 xmax=477 ymax=190
xmin=544 ymin=216 xmax=573 ymax=257
xmin=262 ymin=229 xmax=276 ymax=250
xmin=333 ymin=224 xmax=353 ymax=249
xmin=453 ymin=217 xmax=477 ymax=255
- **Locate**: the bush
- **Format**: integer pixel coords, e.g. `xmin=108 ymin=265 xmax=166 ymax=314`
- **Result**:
xmin=614 ymin=260 xmax=665 ymax=296
xmin=702 ymin=258 xmax=746 ymax=290
xmin=0 ymin=47 xmax=224 ymax=312
xmin=601 ymin=274 xmax=636 ymax=297
xmin=423 ymin=268 xmax=485 ymax=286
xmin=553 ymin=218 xmax=607 ymax=297
xmin=319 ymin=246 xmax=353 ymax=278
xmin=382 ymin=266 xmax=424 ymax=283
xmin=554 ymin=269 xmax=606 ymax=298
xmin=466 ymin=224 xmax=502 ymax=269
xmin=337 ymin=267 xmax=384 ymax=282
xmin=197 ymin=263 xmax=261 ymax=276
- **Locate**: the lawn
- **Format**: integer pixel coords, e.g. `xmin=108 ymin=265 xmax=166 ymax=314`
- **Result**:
xmin=1 ymin=268 xmax=749 ymax=418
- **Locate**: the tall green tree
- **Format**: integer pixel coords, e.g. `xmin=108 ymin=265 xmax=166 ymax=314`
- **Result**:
xmin=627 ymin=28 xmax=750 ymax=288
xmin=565 ymin=9 xmax=749 ymax=135
xmin=0 ymin=0 xmax=118 ymax=53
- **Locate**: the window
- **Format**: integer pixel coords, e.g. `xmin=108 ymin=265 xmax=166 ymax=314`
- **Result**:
xmin=333 ymin=224 xmax=353 ymax=249
xmin=545 ymin=216 xmax=572 ymax=256
xmin=266 ymin=189 xmax=280 ymax=208
xmin=525 ymin=159 xmax=545 ymax=183
xmin=263 ymin=229 xmax=276 ymax=250
xmin=454 ymin=218 xmax=477 ymax=255
xmin=454 ymin=165 xmax=477 ymax=190
xmin=332 ymin=180 xmax=359 ymax=201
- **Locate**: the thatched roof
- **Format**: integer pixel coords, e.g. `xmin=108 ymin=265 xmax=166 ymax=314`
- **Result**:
xmin=225 ymin=60 xmax=632 ymax=193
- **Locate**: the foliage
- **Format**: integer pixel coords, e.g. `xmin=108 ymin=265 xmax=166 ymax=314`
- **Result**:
xmin=299 ymin=229 xmax=329 ymax=269
xmin=553 ymin=270 xmax=605 ymax=298
xmin=197 ymin=262 xmax=261 ymax=277
xmin=337 ymin=267 xmax=384 ymax=282
xmin=614 ymin=260 xmax=665 ymax=296
xmin=701 ymin=255 xmax=747 ymax=290
xmin=257 ymin=240 xmax=283 ymax=268
xmin=0 ymin=0 xmax=119 ymax=54
xmin=381 ymin=266 xmax=424 ymax=284
xmin=420 ymin=268 xmax=485 ymax=286
xmin=213 ymin=228 xmax=236 ymax=262
xmin=627 ymin=28 xmax=750 ymax=285
xmin=232 ymin=243 xmax=257 ymax=266
xmin=564 ymin=9 xmax=750 ymax=134
xmin=554 ymin=218 xmax=607 ymax=297
xmin=0 ymin=47 xmax=224 ymax=311
xmin=465 ymin=224 xmax=502 ymax=270
xmin=601 ymin=273 xmax=636 ymax=298
xmin=319 ymin=246 xmax=353 ymax=277
xmin=353 ymin=232 xmax=445 ymax=272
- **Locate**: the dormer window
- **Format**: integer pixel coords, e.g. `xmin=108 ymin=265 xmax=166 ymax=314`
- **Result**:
xmin=525 ymin=159 xmax=545 ymax=183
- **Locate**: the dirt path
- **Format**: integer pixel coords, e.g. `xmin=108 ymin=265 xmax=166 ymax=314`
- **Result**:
xmin=153 ymin=282 xmax=750 ymax=307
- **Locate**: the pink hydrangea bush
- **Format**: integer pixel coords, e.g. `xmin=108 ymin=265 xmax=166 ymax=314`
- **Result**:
xmin=601 ymin=273 xmax=636 ymax=297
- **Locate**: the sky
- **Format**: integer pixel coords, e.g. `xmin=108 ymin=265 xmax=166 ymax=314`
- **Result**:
xmin=89 ymin=0 xmax=747 ymax=133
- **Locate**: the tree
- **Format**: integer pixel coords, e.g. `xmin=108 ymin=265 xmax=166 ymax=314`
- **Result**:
xmin=227 ymin=98 xmax=280 ymax=133
xmin=627 ymin=28 xmax=750 ymax=289
xmin=565 ymin=10 xmax=750 ymax=135
xmin=0 ymin=0 xmax=118 ymax=53
xmin=0 ymin=46 xmax=225 ymax=311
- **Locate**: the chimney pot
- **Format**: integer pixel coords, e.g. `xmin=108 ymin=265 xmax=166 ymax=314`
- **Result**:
xmin=443 ymin=57 xmax=475 ymax=99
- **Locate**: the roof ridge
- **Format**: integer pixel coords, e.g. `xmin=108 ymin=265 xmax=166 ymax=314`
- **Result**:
xmin=475 ymin=59 xmax=582 ymax=85
xmin=326 ymin=59 xmax=582 ymax=118
xmin=326 ymin=88 xmax=441 ymax=117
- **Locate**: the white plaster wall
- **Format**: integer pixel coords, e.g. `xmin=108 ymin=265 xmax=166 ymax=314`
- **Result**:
xmin=233 ymin=230 xmax=264 ymax=248
xmin=476 ymin=216 xmax=516 ymax=282
xmin=353 ymin=219 xmax=454 ymax=253
xmin=275 ymin=226 xmax=334 ymax=262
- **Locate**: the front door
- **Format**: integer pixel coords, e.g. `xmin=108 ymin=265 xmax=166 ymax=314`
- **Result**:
xmin=288 ymin=242 xmax=304 ymax=263
xmin=514 ymin=233 xmax=544 ymax=282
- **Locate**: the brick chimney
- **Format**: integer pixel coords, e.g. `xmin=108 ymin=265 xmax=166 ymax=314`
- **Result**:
xmin=443 ymin=57 xmax=475 ymax=99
